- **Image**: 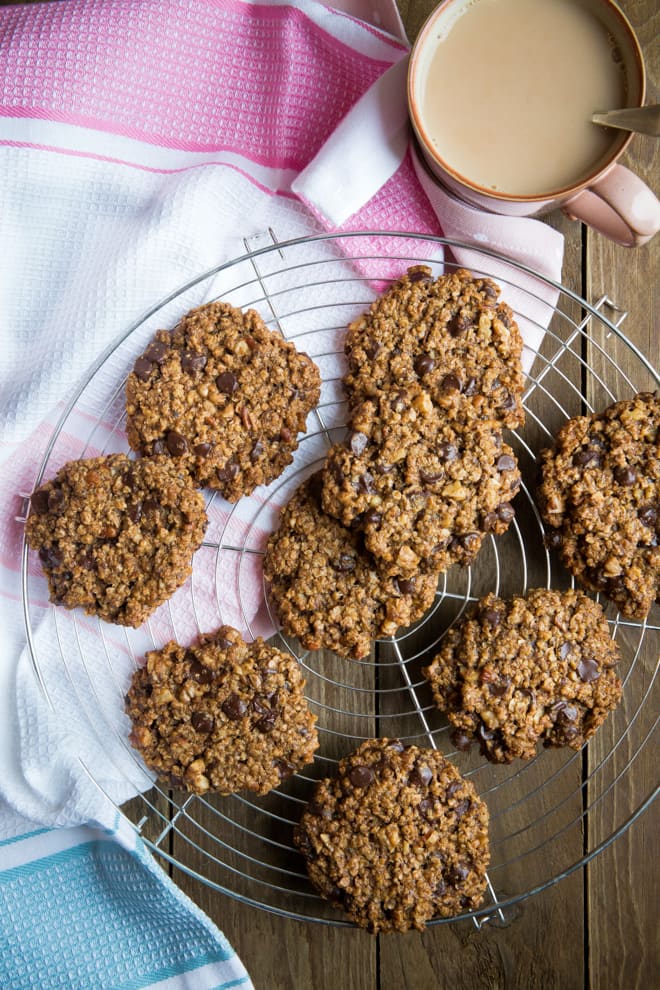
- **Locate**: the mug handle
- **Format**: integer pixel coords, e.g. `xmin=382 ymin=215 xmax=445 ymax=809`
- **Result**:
xmin=562 ymin=164 xmax=660 ymax=247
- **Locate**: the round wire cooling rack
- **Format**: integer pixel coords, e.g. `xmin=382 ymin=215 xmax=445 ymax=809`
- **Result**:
xmin=21 ymin=232 xmax=658 ymax=928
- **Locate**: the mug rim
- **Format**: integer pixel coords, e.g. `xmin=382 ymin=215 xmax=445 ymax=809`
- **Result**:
xmin=407 ymin=0 xmax=646 ymax=204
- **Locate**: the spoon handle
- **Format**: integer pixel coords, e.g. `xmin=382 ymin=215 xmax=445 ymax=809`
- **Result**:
xmin=592 ymin=104 xmax=660 ymax=138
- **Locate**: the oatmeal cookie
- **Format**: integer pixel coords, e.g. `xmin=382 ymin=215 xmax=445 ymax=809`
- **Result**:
xmin=25 ymin=454 xmax=207 ymax=627
xmin=125 ymin=625 xmax=318 ymax=795
xmin=423 ymin=589 xmax=622 ymax=763
xmin=321 ymin=388 xmax=521 ymax=578
xmin=343 ymin=266 xmax=524 ymax=427
xmin=126 ymin=301 xmax=321 ymax=500
xmin=294 ymin=738 xmax=490 ymax=932
xmin=538 ymin=392 xmax=659 ymax=618
xmin=263 ymin=474 xmax=438 ymax=659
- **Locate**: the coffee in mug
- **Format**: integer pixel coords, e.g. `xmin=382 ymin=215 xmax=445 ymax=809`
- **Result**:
xmin=408 ymin=0 xmax=660 ymax=245
xmin=417 ymin=0 xmax=626 ymax=196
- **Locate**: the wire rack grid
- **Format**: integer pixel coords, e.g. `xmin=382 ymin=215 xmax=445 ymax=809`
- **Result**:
xmin=21 ymin=231 xmax=659 ymax=928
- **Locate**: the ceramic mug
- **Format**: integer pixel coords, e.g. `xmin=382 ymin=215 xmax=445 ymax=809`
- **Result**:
xmin=407 ymin=0 xmax=660 ymax=246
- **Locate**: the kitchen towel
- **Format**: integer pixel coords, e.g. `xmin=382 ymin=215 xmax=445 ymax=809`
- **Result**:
xmin=0 ymin=0 xmax=565 ymax=985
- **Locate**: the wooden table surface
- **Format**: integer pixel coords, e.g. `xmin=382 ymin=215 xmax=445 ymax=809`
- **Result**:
xmin=5 ymin=0 xmax=658 ymax=987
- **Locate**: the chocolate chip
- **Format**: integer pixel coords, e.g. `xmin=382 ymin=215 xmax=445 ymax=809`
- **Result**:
xmin=151 ymin=439 xmax=166 ymax=455
xmin=274 ymin=758 xmax=296 ymax=780
xmin=217 ymin=460 xmax=239 ymax=483
xmin=363 ymin=509 xmax=382 ymax=527
xmin=191 ymin=712 xmax=215 ymax=733
xmin=348 ymin=431 xmax=368 ymax=456
xmin=389 ymin=390 xmax=407 ymax=411
xmin=476 ymin=722 xmax=495 ymax=744
xmin=419 ymin=468 xmax=443 ymax=486
xmin=481 ymin=607 xmax=502 ymax=629
xmin=572 ymin=448 xmax=601 ymax=468
xmin=408 ymin=267 xmax=432 ymax=283
xmin=560 ymin=642 xmax=572 ymax=660
xmin=190 ymin=659 xmax=215 ymax=685
xmin=216 ymin=371 xmax=238 ymax=394
xmin=482 ymin=512 xmax=499 ymax=532
xmin=194 ymin=442 xmax=213 ymax=457
xmin=440 ymin=373 xmax=461 ymax=394
xmin=447 ymin=314 xmax=470 ymax=337
xmin=500 ymin=390 xmax=517 ymax=410
xmin=496 ymin=502 xmax=515 ymax=523
xmin=479 ymin=281 xmax=498 ymax=300
xmin=144 ymin=340 xmax=169 ymax=363
xmin=133 ymin=356 xmax=154 ymax=381
xmin=79 ymin=548 xmax=97 ymax=571
xmin=545 ymin=529 xmax=563 ymax=550
xmin=255 ymin=710 xmax=278 ymax=733
xmin=453 ymin=799 xmax=470 ymax=819
xmin=30 ymin=489 xmax=51 ymax=515
xmin=221 ymin=694 xmax=247 ymax=720
xmin=331 ymin=553 xmax=356 ymax=573
xmin=142 ymin=498 xmax=159 ymax=514
xmin=551 ymin=700 xmax=578 ymax=723
xmin=489 ymin=678 xmax=510 ymax=698
xmin=578 ymin=658 xmax=601 ymax=683
xmin=39 ymin=544 xmax=62 ymax=569
xmin=434 ymin=878 xmax=447 ymax=897
xmin=348 ymin=765 xmax=374 ymax=788
xmin=419 ymin=798 xmax=435 ymax=819
xmin=394 ymin=576 xmax=416 ymax=595
xmin=446 ymin=780 xmax=462 ymax=799
xmin=613 ymin=465 xmax=638 ymax=486
xmin=496 ymin=454 xmax=516 ymax=472
xmin=127 ymin=501 xmax=142 ymax=523
xmin=638 ymin=505 xmax=658 ymax=528
xmin=279 ymin=427 xmax=292 ymax=443
xmin=409 ymin=764 xmax=433 ymax=787
xmin=387 ymin=739 xmax=405 ymax=752
xmin=364 ymin=340 xmax=381 ymax=360
xmin=452 ymin=730 xmax=472 ymax=752
xmin=357 ymin=472 xmax=374 ymax=494
xmin=250 ymin=440 xmax=264 ymax=463
xmin=251 ymin=695 xmax=271 ymax=716
xmin=446 ymin=863 xmax=469 ymax=884
xmin=166 ymin=430 xmax=188 ymax=456
xmin=463 ymin=377 xmax=478 ymax=396
xmin=181 ymin=350 xmax=207 ymax=373
xmin=414 ymin=354 xmax=435 ymax=377
xmin=46 ymin=487 xmax=65 ymax=512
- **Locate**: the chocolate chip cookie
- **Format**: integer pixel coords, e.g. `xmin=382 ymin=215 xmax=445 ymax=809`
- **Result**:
xmin=294 ymin=738 xmax=490 ymax=932
xmin=343 ymin=266 xmax=524 ymax=428
xmin=126 ymin=301 xmax=321 ymax=501
xmin=25 ymin=454 xmax=207 ymax=627
xmin=423 ymin=589 xmax=622 ymax=763
xmin=539 ymin=392 xmax=659 ymax=619
xmin=321 ymin=388 xmax=521 ymax=579
xmin=125 ymin=625 xmax=318 ymax=795
xmin=263 ymin=474 xmax=438 ymax=659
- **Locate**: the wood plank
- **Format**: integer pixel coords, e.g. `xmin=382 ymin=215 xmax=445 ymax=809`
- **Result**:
xmin=583 ymin=4 xmax=659 ymax=984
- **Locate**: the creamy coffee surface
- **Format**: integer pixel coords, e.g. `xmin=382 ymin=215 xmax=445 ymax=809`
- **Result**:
xmin=417 ymin=0 xmax=626 ymax=196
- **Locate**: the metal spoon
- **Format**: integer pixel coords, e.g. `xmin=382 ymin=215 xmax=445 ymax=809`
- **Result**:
xmin=592 ymin=104 xmax=660 ymax=137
